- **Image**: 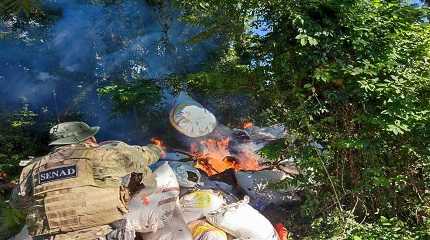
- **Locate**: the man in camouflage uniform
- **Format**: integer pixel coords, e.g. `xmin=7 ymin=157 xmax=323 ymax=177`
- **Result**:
xmin=11 ymin=122 xmax=164 ymax=240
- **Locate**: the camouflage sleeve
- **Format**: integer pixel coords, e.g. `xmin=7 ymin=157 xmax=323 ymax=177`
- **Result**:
xmin=120 ymin=144 xmax=162 ymax=173
xmin=94 ymin=142 xmax=162 ymax=189
xmin=118 ymin=144 xmax=162 ymax=192
xmin=9 ymin=163 xmax=34 ymax=209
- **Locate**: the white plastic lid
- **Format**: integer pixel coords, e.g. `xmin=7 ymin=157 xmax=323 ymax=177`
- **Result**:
xmin=170 ymin=103 xmax=217 ymax=138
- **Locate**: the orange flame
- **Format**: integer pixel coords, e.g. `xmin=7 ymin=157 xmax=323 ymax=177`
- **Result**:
xmin=235 ymin=149 xmax=261 ymax=170
xmin=243 ymin=121 xmax=253 ymax=129
xmin=191 ymin=137 xmax=261 ymax=176
xmin=150 ymin=137 xmax=166 ymax=158
xmin=275 ymin=223 xmax=289 ymax=240
xmin=150 ymin=137 xmax=165 ymax=147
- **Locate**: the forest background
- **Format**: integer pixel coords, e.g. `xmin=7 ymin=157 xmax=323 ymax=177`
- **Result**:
xmin=0 ymin=0 xmax=429 ymax=239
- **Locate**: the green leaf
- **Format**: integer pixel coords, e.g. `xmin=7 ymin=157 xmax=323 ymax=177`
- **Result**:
xmin=308 ymin=36 xmax=318 ymax=46
xmin=300 ymin=37 xmax=307 ymax=46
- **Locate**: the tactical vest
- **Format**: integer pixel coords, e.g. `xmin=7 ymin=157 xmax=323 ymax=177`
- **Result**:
xmin=27 ymin=145 xmax=128 ymax=236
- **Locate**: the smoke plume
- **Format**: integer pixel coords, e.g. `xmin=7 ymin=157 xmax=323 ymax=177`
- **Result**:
xmin=0 ymin=0 xmax=218 ymax=143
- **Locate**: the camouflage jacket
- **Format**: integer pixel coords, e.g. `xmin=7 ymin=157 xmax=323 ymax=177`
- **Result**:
xmin=11 ymin=140 xmax=162 ymax=210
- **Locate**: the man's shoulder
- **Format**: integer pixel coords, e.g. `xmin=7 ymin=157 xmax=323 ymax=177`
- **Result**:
xmin=19 ymin=156 xmax=41 ymax=167
xmin=98 ymin=140 xmax=130 ymax=149
xmin=17 ymin=156 xmax=43 ymax=184
xmin=18 ymin=155 xmax=48 ymax=175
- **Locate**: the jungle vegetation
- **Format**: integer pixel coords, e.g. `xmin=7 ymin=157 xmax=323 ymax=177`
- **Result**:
xmin=1 ymin=0 xmax=430 ymax=239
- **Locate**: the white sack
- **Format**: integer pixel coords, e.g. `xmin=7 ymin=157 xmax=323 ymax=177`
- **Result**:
xmin=126 ymin=162 xmax=180 ymax=233
xmin=139 ymin=206 xmax=192 ymax=240
xmin=188 ymin=220 xmax=228 ymax=240
xmin=206 ymin=197 xmax=278 ymax=240
xmin=180 ymin=189 xmax=226 ymax=223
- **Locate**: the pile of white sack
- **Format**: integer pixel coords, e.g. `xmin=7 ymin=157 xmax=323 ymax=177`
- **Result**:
xmin=125 ymin=162 xmax=284 ymax=240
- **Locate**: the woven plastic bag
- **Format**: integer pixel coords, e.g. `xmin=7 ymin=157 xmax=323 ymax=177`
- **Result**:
xmin=206 ymin=197 xmax=278 ymax=240
xmin=138 ymin=206 xmax=192 ymax=240
xmin=125 ymin=162 xmax=180 ymax=233
xmin=188 ymin=220 xmax=228 ymax=240
xmin=170 ymin=92 xmax=217 ymax=138
xmin=179 ymin=189 xmax=226 ymax=223
xmin=170 ymin=161 xmax=202 ymax=188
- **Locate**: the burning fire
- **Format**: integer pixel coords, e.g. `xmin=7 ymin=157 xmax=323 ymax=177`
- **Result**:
xmin=150 ymin=137 xmax=166 ymax=158
xmin=191 ymin=137 xmax=261 ymax=176
xmin=242 ymin=120 xmax=253 ymax=129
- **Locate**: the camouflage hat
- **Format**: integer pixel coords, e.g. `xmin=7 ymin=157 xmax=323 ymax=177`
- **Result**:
xmin=49 ymin=122 xmax=100 ymax=146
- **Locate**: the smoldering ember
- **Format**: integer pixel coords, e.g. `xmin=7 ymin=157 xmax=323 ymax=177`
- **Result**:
xmin=1 ymin=1 xmax=430 ymax=240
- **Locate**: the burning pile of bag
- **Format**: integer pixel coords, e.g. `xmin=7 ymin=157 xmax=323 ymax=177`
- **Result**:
xmin=123 ymin=92 xmax=299 ymax=240
xmin=9 ymin=92 xmax=298 ymax=240
xmin=125 ymin=162 xmax=287 ymax=240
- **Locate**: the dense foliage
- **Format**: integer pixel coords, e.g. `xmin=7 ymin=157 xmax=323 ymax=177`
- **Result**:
xmin=1 ymin=0 xmax=430 ymax=239
xmin=0 ymin=105 xmax=50 ymax=238
xmin=173 ymin=0 xmax=430 ymax=238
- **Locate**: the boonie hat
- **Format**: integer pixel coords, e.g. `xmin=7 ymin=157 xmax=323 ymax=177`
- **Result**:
xmin=49 ymin=121 xmax=100 ymax=146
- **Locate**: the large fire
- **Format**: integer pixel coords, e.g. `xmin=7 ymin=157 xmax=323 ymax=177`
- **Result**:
xmin=191 ymin=137 xmax=261 ymax=176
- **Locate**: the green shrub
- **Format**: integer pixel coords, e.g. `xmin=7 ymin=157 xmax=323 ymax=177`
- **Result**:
xmin=174 ymin=0 xmax=430 ymax=237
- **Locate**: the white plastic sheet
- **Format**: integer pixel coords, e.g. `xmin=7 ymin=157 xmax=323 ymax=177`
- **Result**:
xmin=242 ymin=124 xmax=288 ymax=141
xmin=170 ymin=162 xmax=202 ymax=188
xmin=235 ymin=169 xmax=297 ymax=210
xmin=231 ymin=124 xmax=288 ymax=153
